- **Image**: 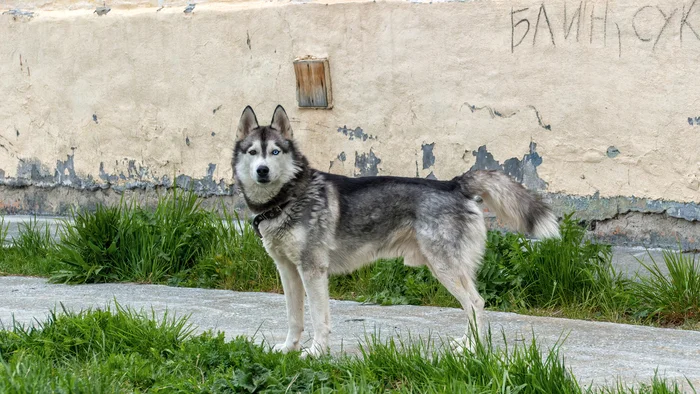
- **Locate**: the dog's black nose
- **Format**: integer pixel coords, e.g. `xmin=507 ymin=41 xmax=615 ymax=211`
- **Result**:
xmin=257 ymin=166 xmax=269 ymax=176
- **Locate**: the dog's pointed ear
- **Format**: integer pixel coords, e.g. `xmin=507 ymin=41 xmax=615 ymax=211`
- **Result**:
xmin=270 ymin=105 xmax=293 ymax=139
xmin=237 ymin=106 xmax=259 ymax=140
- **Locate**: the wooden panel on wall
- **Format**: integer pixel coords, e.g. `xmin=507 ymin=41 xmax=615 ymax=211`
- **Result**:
xmin=293 ymin=57 xmax=332 ymax=109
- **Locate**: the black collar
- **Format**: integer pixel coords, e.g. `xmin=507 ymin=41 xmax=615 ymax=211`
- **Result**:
xmin=252 ymin=201 xmax=290 ymax=238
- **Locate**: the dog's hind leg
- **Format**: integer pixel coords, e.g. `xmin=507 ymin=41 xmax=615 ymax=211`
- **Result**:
xmin=299 ymin=252 xmax=331 ymax=358
xmin=416 ymin=221 xmax=487 ymax=353
xmin=272 ymin=257 xmax=305 ymax=354
xmin=451 ymin=272 xmax=486 ymax=352
xmin=425 ymin=258 xmax=485 ymax=352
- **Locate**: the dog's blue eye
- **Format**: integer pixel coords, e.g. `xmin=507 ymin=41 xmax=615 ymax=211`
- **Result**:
xmin=249 ymin=150 xmax=257 ymax=155
xmin=272 ymin=149 xmax=280 ymax=156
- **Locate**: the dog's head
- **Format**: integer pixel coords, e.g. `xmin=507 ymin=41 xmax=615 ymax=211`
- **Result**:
xmin=233 ymin=105 xmax=302 ymax=202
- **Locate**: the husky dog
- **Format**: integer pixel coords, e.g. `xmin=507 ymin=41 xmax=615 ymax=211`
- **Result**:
xmin=233 ymin=105 xmax=560 ymax=358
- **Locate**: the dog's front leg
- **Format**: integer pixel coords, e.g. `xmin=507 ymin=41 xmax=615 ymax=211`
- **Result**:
xmin=272 ymin=258 xmax=305 ymax=353
xmin=299 ymin=258 xmax=331 ymax=358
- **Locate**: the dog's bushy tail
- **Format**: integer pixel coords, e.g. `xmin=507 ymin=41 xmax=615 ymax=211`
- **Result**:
xmin=455 ymin=170 xmax=560 ymax=239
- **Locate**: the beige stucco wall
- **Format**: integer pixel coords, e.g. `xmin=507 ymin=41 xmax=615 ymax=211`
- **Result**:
xmin=1 ymin=0 xmax=699 ymax=209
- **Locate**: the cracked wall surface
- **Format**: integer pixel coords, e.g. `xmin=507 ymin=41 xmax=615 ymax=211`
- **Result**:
xmin=0 ymin=0 xmax=699 ymax=248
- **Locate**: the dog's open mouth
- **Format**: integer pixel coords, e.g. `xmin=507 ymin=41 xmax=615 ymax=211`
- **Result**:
xmin=257 ymin=178 xmax=270 ymax=184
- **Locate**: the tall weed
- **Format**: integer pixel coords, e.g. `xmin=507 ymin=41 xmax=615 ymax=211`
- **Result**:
xmin=631 ymin=249 xmax=700 ymax=325
xmin=0 ymin=215 xmax=8 ymax=248
xmin=176 ymin=206 xmax=280 ymax=291
xmin=0 ymin=218 xmax=63 ymax=276
xmin=330 ymin=260 xmax=458 ymax=307
xmin=477 ymin=214 xmax=629 ymax=313
xmin=11 ymin=217 xmax=57 ymax=259
xmin=52 ymin=189 xmax=218 ymax=284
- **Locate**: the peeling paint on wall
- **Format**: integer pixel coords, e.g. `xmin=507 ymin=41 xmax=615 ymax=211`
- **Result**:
xmin=606 ymin=146 xmax=620 ymax=158
xmin=483 ymin=192 xmax=700 ymax=250
xmin=421 ymin=143 xmax=435 ymax=169
xmin=542 ymin=192 xmax=700 ymax=250
xmin=99 ymin=162 xmax=119 ymax=184
xmin=1 ymin=155 xmax=233 ymax=196
xmin=338 ymin=125 xmax=376 ymax=141
xmin=16 ymin=158 xmax=53 ymax=184
xmin=174 ymin=163 xmax=228 ymax=195
xmin=94 ymin=5 xmax=111 ymax=15
xmin=547 ymin=192 xmax=700 ymax=223
xmin=591 ymin=213 xmax=700 ymax=252
xmin=354 ymin=149 xmax=381 ymax=176
xmin=3 ymin=9 xmax=34 ymax=20
xmin=55 ymin=154 xmax=80 ymax=186
xmin=470 ymin=142 xmax=546 ymax=190
xmin=0 ymin=184 xmax=245 ymax=217
xmin=328 ymin=151 xmax=347 ymax=172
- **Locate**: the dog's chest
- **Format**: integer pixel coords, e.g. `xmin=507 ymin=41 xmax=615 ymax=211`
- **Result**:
xmin=259 ymin=219 xmax=305 ymax=264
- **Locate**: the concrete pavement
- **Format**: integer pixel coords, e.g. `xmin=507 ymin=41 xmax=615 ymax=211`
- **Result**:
xmin=0 ymin=276 xmax=698 ymax=391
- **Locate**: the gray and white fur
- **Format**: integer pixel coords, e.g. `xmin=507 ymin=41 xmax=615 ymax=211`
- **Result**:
xmin=233 ymin=105 xmax=560 ymax=358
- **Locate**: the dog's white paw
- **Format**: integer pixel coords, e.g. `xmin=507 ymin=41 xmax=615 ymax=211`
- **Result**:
xmin=450 ymin=335 xmax=476 ymax=354
xmin=300 ymin=342 xmax=327 ymax=359
xmin=271 ymin=342 xmax=300 ymax=354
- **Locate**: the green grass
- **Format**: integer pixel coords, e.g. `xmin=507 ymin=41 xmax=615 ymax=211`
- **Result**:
xmin=1 ymin=192 xmax=699 ymax=330
xmin=631 ymin=249 xmax=700 ymax=326
xmin=0 ymin=216 xmax=9 ymax=247
xmin=52 ymin=190 xmax=219 ymax=284
xmin=43 ymin=190 xmax=281 ymax=290
xmin=0 ymin=217 xmax=64 ymax=277
xmin=0 ymin=305 xmax=692 ymax=393
xmin=169 ymin=207 xmax=281 ymax=292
